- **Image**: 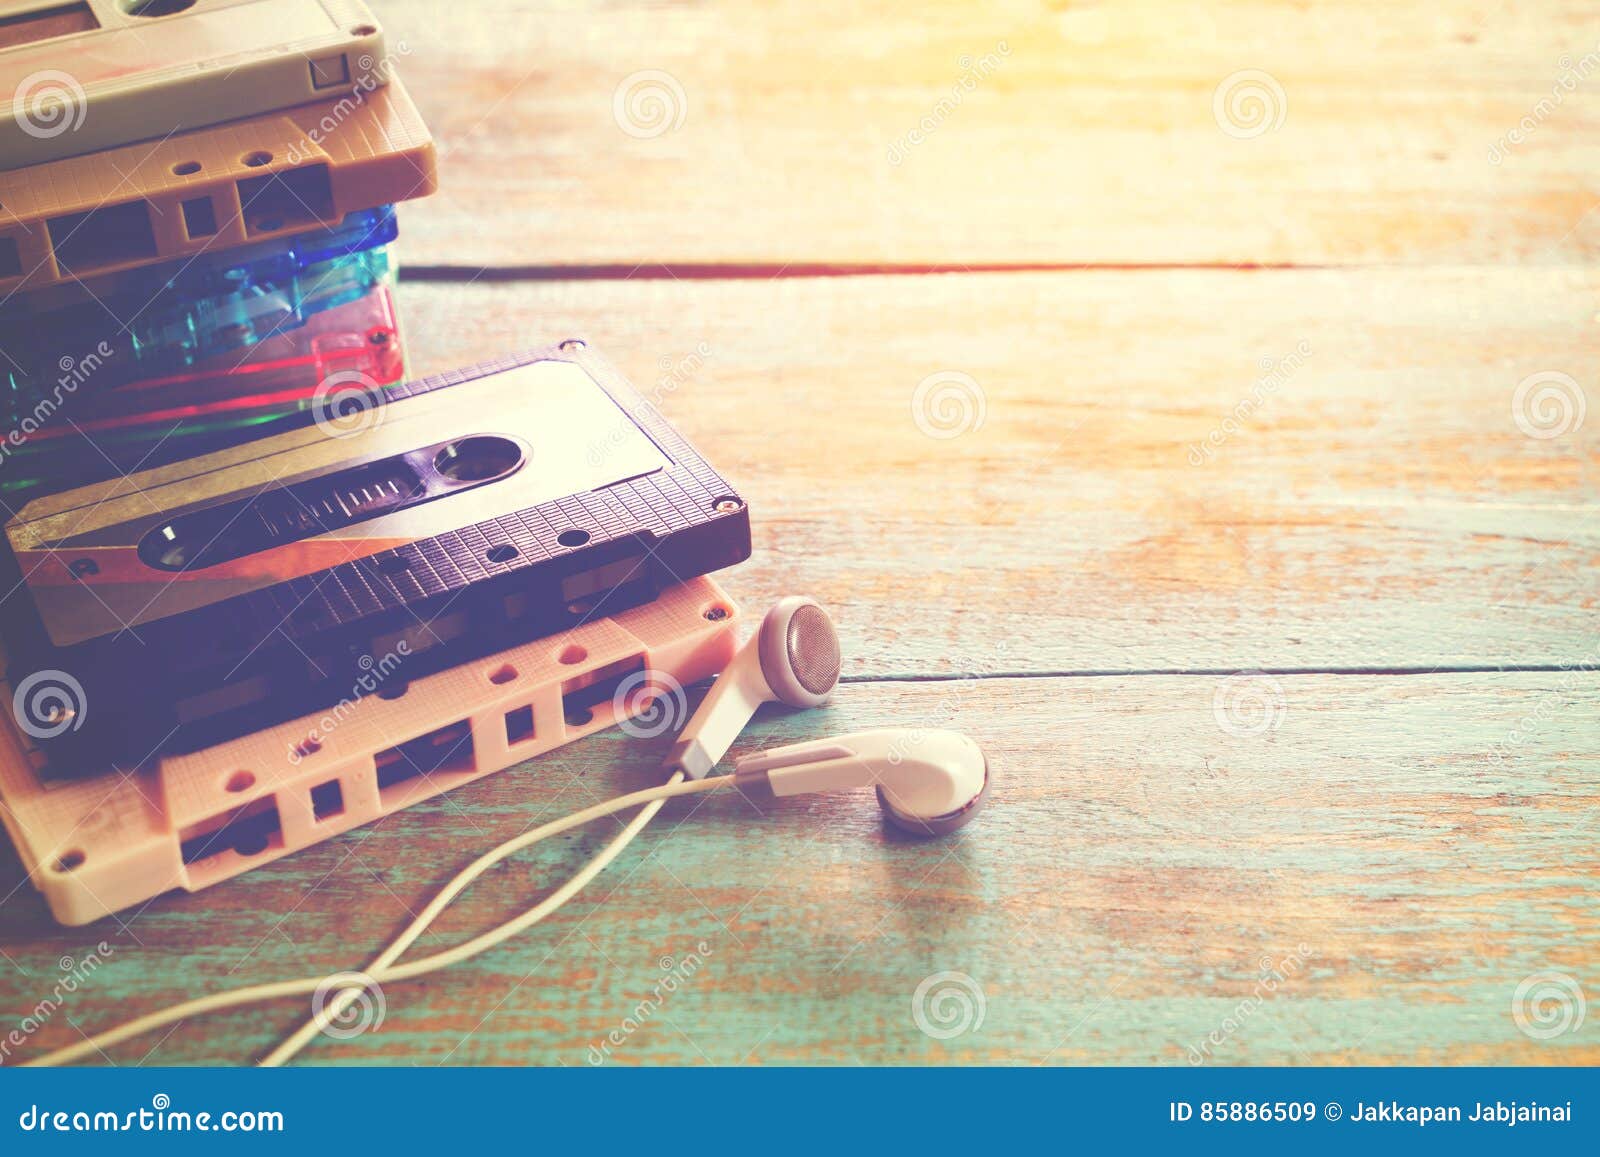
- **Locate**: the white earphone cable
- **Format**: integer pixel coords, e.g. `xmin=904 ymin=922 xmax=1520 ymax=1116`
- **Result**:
xmin=27 ymin=772 xmax=734 ymax=1068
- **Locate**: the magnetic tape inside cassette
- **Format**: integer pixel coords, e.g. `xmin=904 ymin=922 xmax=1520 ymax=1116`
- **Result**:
xmin=0 ymin=341 xmax=751 ymax=772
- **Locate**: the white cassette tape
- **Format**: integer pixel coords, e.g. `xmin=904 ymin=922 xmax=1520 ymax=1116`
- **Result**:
xmin=0 ymin=0 xmax=388 ymax=169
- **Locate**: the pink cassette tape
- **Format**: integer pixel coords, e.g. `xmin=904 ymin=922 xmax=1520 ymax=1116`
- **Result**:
xmin=0 ymin=577 xmax=739 ymax=926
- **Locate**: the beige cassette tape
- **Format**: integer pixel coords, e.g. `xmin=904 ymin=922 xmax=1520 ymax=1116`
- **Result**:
xmin=0 ymin=0 xmax=388 ymax=170
xmin=0 ymin=73 xmax=435 ymax=294
xmin=0 ymin=576 xmax=741 ymax=926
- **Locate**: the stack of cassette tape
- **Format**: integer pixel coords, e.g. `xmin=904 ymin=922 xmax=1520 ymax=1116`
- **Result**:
xmin=0 ymin=2 xmax=757 ymax=928
xmin=0 ymin=0 xmax=438 ymax=498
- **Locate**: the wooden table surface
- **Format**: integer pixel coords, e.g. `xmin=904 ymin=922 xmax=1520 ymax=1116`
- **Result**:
xmin=2 ymin=1 xmax=1597 ymax=1066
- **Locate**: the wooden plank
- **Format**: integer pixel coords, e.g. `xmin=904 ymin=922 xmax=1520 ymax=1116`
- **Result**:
xmin=383 ymin=0 xmax=1600 ymax=267
xmin=2 ymin=672 xmax=1594 ymax=1066
xmin=382 ymin=268 xmax=1598 ymax=675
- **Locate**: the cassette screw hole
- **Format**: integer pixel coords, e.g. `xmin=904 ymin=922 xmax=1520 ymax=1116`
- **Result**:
xmin=294 ymin=737 xmax=322 ymax=759
xmin=559 ymin=339 xmax=586 ymax=351
xmin=487 ymin=664 xmax=518 ymax=685
xmin=224 ymin=770 xmax=256 ymax=794
xmin=713 ymin=497 xmax=742 ymax=513
xmin=556 ymin=529 xmax=590 ymax=549
xmin=565 ymin=707 xmax=594 ymax=727
xmin=486 ymin=544 xmax=518 ymax=564
xmin=704 ymin=605 xmax=729 ymax=621
xmin=558 ymin=644 xmax=588 ymax=665
xmin=351 ymin=23 xmax=378 ymax=36
xmin=172 ymin=161 xmax=201 ymax=176
xmin=241 ymin=151 xmax=273 ymax=168
xmin=53 ymin=849 xmax=85 ymax=873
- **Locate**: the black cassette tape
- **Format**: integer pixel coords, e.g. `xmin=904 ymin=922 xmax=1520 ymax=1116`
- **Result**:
xmin=0 ymin=341 xmax=750 ymax=771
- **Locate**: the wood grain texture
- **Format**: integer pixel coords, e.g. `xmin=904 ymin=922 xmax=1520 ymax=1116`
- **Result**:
xmin=388 ymin=268 xmax=1598 ymax=675
xmin=382 ymin=0 xmax=1600 ymax=267
xmin=2 ymin=1 xmax=1596 ymax=1072
xmin=1 ymin=673 xmax=1594 ymax=1066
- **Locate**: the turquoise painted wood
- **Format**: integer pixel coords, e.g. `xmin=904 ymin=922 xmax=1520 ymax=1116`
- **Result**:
xmin=1 ymin=674 xmax=1595 ymax=1065
xmin=393 ymin=274 xmax=1600 ymax=674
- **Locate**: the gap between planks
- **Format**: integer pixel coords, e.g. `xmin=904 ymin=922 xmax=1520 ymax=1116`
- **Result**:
xmin=844 ymin=663 xmax=1600 ymax=685
xmin=398 ymin=261 xmax=1348 ymax=282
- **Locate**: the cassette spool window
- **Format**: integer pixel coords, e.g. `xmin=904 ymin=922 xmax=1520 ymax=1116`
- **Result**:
xmin=135 ymin=435 xmax=528 ymax=573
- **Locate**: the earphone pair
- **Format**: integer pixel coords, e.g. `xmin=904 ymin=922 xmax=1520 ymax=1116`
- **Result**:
xmin=26 ymin=594 xmax=991 ymax=1067
xmin=661 ymin=595 xmax=993 ymax=836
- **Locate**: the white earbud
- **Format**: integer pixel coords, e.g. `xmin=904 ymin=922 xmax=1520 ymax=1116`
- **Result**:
xmin=661 ymin=595 xmax=842 ymax=778
xmin=733 ymin=728 xmax=991 ymax=836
